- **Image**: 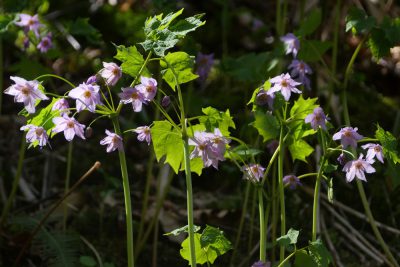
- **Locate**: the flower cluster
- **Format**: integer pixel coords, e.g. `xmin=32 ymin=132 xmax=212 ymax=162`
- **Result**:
xmin=332 ymin=127 xmax=384 ymax=182
xmin=189 ymin=128 xmax=230 ymax=169
xmin=14 ymin=13 xmax=53 ymax=53
xmin=119 ymin=76 xmax=158 ymax=112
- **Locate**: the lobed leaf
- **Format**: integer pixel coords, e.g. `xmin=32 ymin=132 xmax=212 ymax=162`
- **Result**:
xmin=114 ymin=44 xmax=150 ymax=78
xmin=288 ymin=138 xmax=314 ymax=162
xmin=252 ymin=110 xmax=280 ymax=142
xmin=345 ymin=7 xmax=376 ymax=33
xmin=198 ymin=107 xmax=235 ymax=137
xmin=164 ymin=225 xmax=201 ymax=236
xmin=375 ymin=124 xmax=400 ymax=164
xmin=160 ymin=51 xmax=198 ymax=90
xmin=276 ymin=228 xmax=300 ymax=247
xmin=308 ymin=239 xmax=332 ymax=267
xmin=0 ymin=13 xmax=17 ymax=34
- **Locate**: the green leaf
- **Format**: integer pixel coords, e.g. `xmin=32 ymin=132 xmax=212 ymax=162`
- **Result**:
xmin=368 ymin=28 xmax=392 ymax=59
xmin=65 ymin=18 xmax=101 ymax=44
xmin=298 ymin=40 xmax=332 ymax=62
xmin=298 ymin=9 xmax=321 ymax=36
xmin=345 ymin=7 xmax=376 ymax=33
xmin=294 ymin=250 xmax=318 ymax=267
xmin=114 ymin=44 xmax=150 ymax=78
xmin=226 ymin=145 xmax=263 ymax=161
xmin=160 ymin=51 xmax=198 ymax=90
xmin=141 ymin=9 xmax=205 ymax=56
xmin=252 ymin=110 xmax=280 ymax=142
xmin=164 ymin=225 xmax=201 ymax=236
xmin=288 ymin=138 xmax=314 ymax=162
xmin=308 ymin=239 xmax=332 ymax=267
xmin=151 ymin=121 xmax=203 ymax=175
xmin=322 ymin=162 xmax=338 ymax=174
xmin=79 ymin=256 xmax=97 ymax=267
xmin=383 ymin=17 xmax=400 ymax=44
xmin=200 ymin=225 xmax=232 ymax=255
xmin=198 ymin=107 xmax=235 ymax=136
xmin=276 ymin=228 xmax=300 ymax=247
xmin=180 ymin=226 xmax=232 ymax=265
xmin=288 ymin=96 xmax=318 ymax=140
xmin=375 ymin=124 xmax=400 ymax=164
xmin=0 ymin=13 xmax=17 ymax=34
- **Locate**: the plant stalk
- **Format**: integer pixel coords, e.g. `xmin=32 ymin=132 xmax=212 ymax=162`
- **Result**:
xmin=63 ymin=141 xmax=73 ymax=231
xmin=258 ymin=187 xmax=266 ymax=262
xmin=111 ymin=117 xmax=135 ymax=267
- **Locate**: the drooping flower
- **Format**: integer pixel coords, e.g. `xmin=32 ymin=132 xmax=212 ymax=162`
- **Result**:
xmin=256 ymin=89 xmax=274 ymax=109
xmin=305 ymin=107 xmax=328 ymax=130
xmin=189 ymin=128 xmax=229 ymax=169
xmin=37 ymin=33 xmax=52 ymax=53
xmin=337 ymin=153 xmax=347 ymax=166
xmin=333 ymin=127 xmax=363 ymax=149
xmin=20 ymin=124 xmax=49 ymax=148
xmin=100 ymin=130 xmax=123 ymax=153
xmin=283 ymin=174 xmax=302 ymax=189
xmin=15 ymin=14 xmax=42 ymax=37
xmin=99 ymin=62 xmax=122 ymax=86
xmin=268 ymin=73 xmax=301 ymax=101
xmin=52 ymin=114 xmax=85 ymax=141
xmin=243 ymin=164 xmax=265 ymax=183
xmin=195 ymin=52 xmax=214 ymax=83
xmin=134 ymin=126 xmax=151 ymax=145
xmin=4 ymin=76 xmax=48 ymax=113
xmin=137 ymin=76 xmax=157 ymax=102
xmin=52 ymin=98 xmax=70 ymax=115
xmin=362 ymin=143 xmax=384 ymax=163
xmin=118 ymin=87 xmax=146 ymax=112
xmin=68 ymin=82 xmax=102 ymax=112
xmin=161 ymin=95 xmax=171 ymax=108
xmin=288 ymin=59 xmax=312 ymax=90
xmin=280 ymin=33 xmax=300 ymax=57
xmin=342 ymin=154 xmax=376 ymax=182
xmin=86 ymin=75 xmax=97 ymax=84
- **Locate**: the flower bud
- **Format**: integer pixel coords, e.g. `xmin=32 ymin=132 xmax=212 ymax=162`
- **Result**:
xmin=85 ymin=127 xmax=93 ymax=138
xmin=161 ymin=95 xmax=171 ymax=108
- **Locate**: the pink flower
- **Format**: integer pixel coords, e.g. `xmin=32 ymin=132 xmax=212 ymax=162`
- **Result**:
xmin=189 ymin=128 xmax=229 ymax=169
xmin=52 ymin=114 xmax=86 ymax=141
xmin=283 ymin=175 xmax=302 ymax=189
xmin=342 ymin=154 xmax=375 ymax=182
xmin=243 ymin=164 xmax=265 ymax=183
xmin=305 ymin=107 xmax=328 ymax=130
xmin=280 ymin=33 xmax=300 ymax=57
xmin=137 ymin=76 xmax=157 ymax=102
xmin=134 ymin=126 xmax=151 ymax=145
xmin=68 ymin=82 xmax=102 ymax=112
xmin=4 ymin=76 xmax=48 ymax=113
xmin=20 ymin=124 xmax=49 ymax=148
xmin=100 ymin=130 xmax=123 ymax=153
xmin=333 ymin=127 xmax=363 ymax=149
xmin=99 ymin=62 xmax=122 ymax=86
xmin=288 ymin=59 xmax=312 ymax=90
xmin=362 ymin=143 xmax=384 ymax=163
xmin=15 ymin=13 xmax=42 ymax=37
xmin=268 ymin=73 xmax=301 ymax=101
xmin=52 ymin=98 xmax=70 ymax=115
xmin=118 ymin=87 xmax=146 ymax=112
xmin=37 ymin=33 xmax=53 ymax=53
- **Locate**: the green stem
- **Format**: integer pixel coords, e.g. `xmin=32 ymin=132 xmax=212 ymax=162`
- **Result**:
xmin=111 ymin=117 xmax=135 ymax=267
xmin=281 ymin=0 xmax=288 ymax=35
xmin=63 ymin=142 xmax=73 ymax=232
xmin=271 ymin=161 xmax=278 ymax=263
xmin=278 ymin=115 xmax=286 ymax=262
xmin=35 ymin=73 xmax=76 ymax=88
xmin=312 ymin=130 xmax=327 ymax=241
xmin=258 ymin=188 xmax=266 ymax=262
xmin=342 ymin=35 xmax=399 ymax=267
xmin=0 ymin=135 xmax=26 ymax=225
xmin=183 ymin=128 xmax=196 ymax=267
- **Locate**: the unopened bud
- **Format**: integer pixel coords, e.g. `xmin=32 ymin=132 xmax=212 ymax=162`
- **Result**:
xmin=161 ymin=95 xmax=171 ymax=108
xmin=85 ymin=127 xmax=93 ymax=138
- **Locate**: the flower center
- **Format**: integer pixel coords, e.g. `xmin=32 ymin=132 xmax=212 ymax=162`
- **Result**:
xmin=131 ymin=92 xmax=139 ymax=99
xmin=83 ymin=90 xmax=92 ymax=98
xmin=199 ymin=144 xmax=206 ymax=151
xmin=146 ymin=85 xmax=154 ymax=93
xmin=112 ymin=68 xmax=119 ymax=75
xmin=281 ymin=79 xmax=288 ymax=87
xmin=42 ymin=39 xmax=49 ymax=46
xmin=374 ymin=146 xmax=381 ymax=152
xmin=343 ymin=130 xmax=352 ymax=137
xmin=35 ymin=128 xmax=44 ymax=136
xmin=251 ymin=166 xmax=259 ymax=174
xmin=67 ymin=121 xmax=74 ymax=128
xmin=112 ymin=135 xmax=119 ymax=144
xmin=144 ymin=128 xmax=150 ymax=134
xmin=315 ymin=113 xmax=323 ymax=122
xmin=354 ymin=161 xmax=363 ymax=170
xmin=21 ymin=86 xmax=31 ymax=95
xmin=299 ymin=63 xmax=305 ymax=70
xmin=28 ymin=19 xmax=35 ymax=26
